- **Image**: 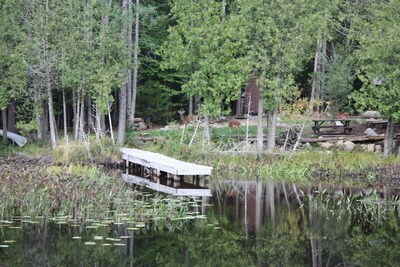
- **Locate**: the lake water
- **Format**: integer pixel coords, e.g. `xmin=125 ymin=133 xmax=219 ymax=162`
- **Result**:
xmin=1 ymin=179 xmax=400 ymax=266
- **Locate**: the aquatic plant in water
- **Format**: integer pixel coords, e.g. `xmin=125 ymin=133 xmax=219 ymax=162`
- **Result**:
xmin=0 ymin=162 xmax=199 ymax=231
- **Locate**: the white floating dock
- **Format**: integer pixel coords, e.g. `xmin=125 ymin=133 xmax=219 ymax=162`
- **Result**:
xmin=120 ymin=148 xmax=212 ymax=176
xmin=120 ymin=148 xmax=212 ymax=195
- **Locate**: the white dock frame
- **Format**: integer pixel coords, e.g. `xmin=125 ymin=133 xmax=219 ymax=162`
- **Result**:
xmin=120 ymin=148 xmax=212 ymax=193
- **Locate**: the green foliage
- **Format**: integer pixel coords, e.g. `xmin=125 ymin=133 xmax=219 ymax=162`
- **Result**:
xmin=15 ymin=120 xmax=37 ymax=140
xmin=352 ymin=0 xmax=400 ymax=122
xmin=136 ymin=80 xmax=178 ymax=124
xmin=161 ymin=0 xmax=249 ymax=117
xmin=0 ymin=0 xmax=26 ymax=110
xmin=239 ymin=0 xmax=315 ymax=110
xmin=324 ymin=52 xmax=355 ymax=113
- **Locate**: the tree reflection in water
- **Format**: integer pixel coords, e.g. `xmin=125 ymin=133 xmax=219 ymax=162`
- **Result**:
xmin=1 ymin=181 xmax=400 ymax=266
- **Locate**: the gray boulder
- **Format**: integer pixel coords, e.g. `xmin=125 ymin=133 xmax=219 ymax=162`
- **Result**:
xmin=364 ymin=128 xmax=378 ymax=137
xmin=343 ymin=141 xmax=356 ymax=151
xmin=320 ymin=142 xmax=334 ymax=149
xmin=361 ymin=110 xmax=382 ymax=119
xmin=375 ymin=145 xmax=383 ymax=153
xmin=367 ymin=144 xmax=375 ymax=152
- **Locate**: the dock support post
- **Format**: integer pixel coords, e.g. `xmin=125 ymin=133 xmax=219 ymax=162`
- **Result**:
xmin=155 ymin=169 xmax=161 ymax=183
xmin=167 ymin=173 xmax=173 ymax=186
xmin=140 ymin=165 xmax=145 ymax=177
xmin=173 ymin=175 xmax=180 ymax=188
xmin=204 ymin=175 xmax=209 ymax=188
xmin=193 ymin=175 xmax=200 ymax=186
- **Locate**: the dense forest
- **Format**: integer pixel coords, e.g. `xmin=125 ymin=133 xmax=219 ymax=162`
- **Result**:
xmin=0 ymin=0 xmax=399 ymax=152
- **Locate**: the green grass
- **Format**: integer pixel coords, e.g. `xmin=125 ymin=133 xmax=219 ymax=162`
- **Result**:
xmin=2 ymin=120 xmax=399 ymax=187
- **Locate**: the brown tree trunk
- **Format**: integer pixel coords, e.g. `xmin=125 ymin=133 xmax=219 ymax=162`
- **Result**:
xmin=62 ymin=89 xmax=68 ymax=142
xmin=235 ymin=90 xmax=242 ymax=116
xmin=72 ymin=88 xmax=79 ymax=140
xmin=128 ymin=0 xmax=140 ymax=126
xmin=39 ymin=101 xmax=48 ymax=143
xmin=7 ymin=102 xmax=16 ymax=133
xmin=384 ymin=119 xmax=395 ymax=156
xmin=34 ymin=84 xmax=45 ymax=142
xmin=117 ymin=0 xmax=131 ymax=147
xmin=189 ymin=96 xmax=193 ymax=116
xmin=2 ymin=108 xmax=8 ymax=144
xmin=78 ymin=90 xmax=85 ymax=141
xmin=203 ymin=114 xmax=211 ymax=145
xmin=87 ymin=98 xmax=93 ymax=130
xmin=310 ymin=39 xmax=326 ymax=113
xmin=266 ymin=109 xmax=277 ymax=153
xmin=125 ymin=0 xmax=133 ymax=126
xmin=256 ymin=90 xmax=263 ymax=158
xmin=118 ymin=84 xmax=127 ymax=146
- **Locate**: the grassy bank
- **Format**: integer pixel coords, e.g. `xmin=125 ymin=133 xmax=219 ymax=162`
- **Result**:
xmin=134 ymin=126 xmax=400 ymax=186
xmin=2 ymin=126 xmax=400 ymax=187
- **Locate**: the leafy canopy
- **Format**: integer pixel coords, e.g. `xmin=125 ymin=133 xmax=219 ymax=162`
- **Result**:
xmin=352 ymin=0 xmax=400 ymax=121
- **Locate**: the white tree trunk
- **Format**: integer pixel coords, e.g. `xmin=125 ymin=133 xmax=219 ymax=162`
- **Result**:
xmin=46 ymin=70 xmax=57 ymax=149
xmin=95 ymin=104 xmax=104 ymax=139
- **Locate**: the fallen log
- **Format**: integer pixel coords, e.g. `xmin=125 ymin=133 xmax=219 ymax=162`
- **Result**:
xmin=300 ymin=135 xmax=385 ymax=143
xmin=134 ymin=136 xmax=165 ymax=142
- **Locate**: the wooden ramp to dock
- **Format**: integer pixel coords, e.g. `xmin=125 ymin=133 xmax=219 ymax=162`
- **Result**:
xmin=120 ymin=148 xmax=213 ymax=195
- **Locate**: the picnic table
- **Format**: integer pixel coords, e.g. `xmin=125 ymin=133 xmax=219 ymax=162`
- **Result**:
xmin=312 ymin=119 xmax=353 ymax=135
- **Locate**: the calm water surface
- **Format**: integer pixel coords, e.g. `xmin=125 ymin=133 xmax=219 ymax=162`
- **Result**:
xmin=1 ymin=179 xmax=400 ymax=266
